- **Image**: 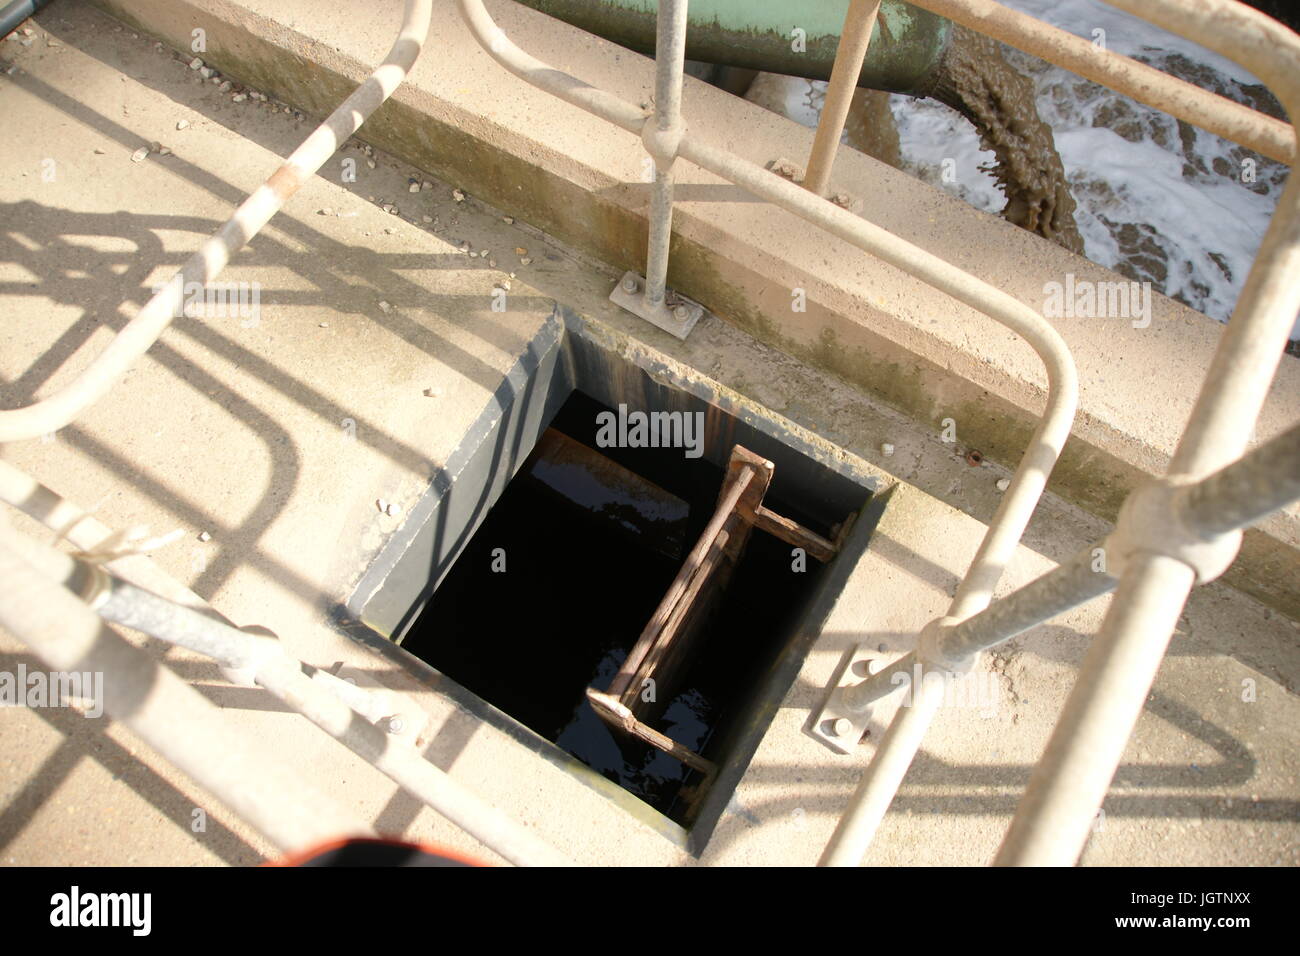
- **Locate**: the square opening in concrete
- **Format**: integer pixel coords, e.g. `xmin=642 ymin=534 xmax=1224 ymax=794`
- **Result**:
xmin=345 ymin=311 xmax=878 ymax=850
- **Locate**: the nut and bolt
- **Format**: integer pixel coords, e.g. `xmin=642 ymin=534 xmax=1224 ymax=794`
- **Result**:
xmin=384 ymin=715 xmax=405 ymax=734
xmin=672 ymin=304 xmax=690 ymax=322
xmin=621 ymin=275 xmax=639 ymax=294
xmin=827 ymin=717 xmax=853 ymax=738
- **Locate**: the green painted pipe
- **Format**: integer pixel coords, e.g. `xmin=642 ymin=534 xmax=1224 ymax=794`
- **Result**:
xmin=515 ymin=0 xmax=953 ymax=95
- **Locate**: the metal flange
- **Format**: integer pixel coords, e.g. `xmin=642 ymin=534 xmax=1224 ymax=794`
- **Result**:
xmin=610 ymin=271 xmax=705 ymax=340
xmin=807 ymin=644 xmax=880 ymax=755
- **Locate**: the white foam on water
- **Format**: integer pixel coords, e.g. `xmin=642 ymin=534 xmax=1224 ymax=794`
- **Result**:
xmin=885 ymin=0 xmax=1295 ymax=338
xmin=749 ymin=7 xmax=1295 ymax=339
xmin=1007 ymin=0 xmax=1264 ymax=85
xmin=887 ymin=94 xmax=1006 ymax=216
xmin=776 ymin=76 xmax=823 ymax=130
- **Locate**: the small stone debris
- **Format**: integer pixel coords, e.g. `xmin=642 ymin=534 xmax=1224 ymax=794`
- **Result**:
xmin=881 ymin=442 xmax=895 ymax=457
xmin=92 ymin=147 xmax=105 ymax=155
xmin=188 ymin=57 xmax=203 ymax=70
xmin=420 ymin=181 xmax=432 ymax=191
xmin=488 ymin=259 xmax=497 ymax=268
xmin=318 ymin=207 xmax=333 ymax=216
xmin=422 ymin=386 xmax=443 ymax=398
xmin=514 ymin=247 xmax=527 ymax=256
xmin=318 ymin=322 xmax=329 ymax=328
xmin=381 ymin=203 xmax=396 ymax=214
xmin=996 ymin=478 xmax=1011 ymax=492
xmin=199 ymin=67 xmax=214 ymax=79
xmin=130 ymin=147 xmax=149 ymax=163
xmin=407 ymin=180 xmax=420 ymax=193
xmin=158 ymin=146 xmax=172 ymax=156
xmin=383 ymin=227 xmax=395 ymax=235
xmin=502 ymin=216 xmax=514 ymax=224
xmin=219 ymin=80 xmax=232 ymax=92
xmin=47 ymin=39 xmax=60 ymax=48
xmin=520 ymin=257 xmax=533 ymax=265
xmin=458 ymin=242 xmax=470 ymax=253
xmin=452 ymin=189 xmax=465 ymax=202
xmin=197 ymin=531 xmax=211 ymax=542
xmin=176 ymin=119 xmax=190 ymax=130
xmin=20 ymin=27 xmax=33 ymax=36
xmin=364 ymin=158 xmax=376 ymax=170
xmin=500 ymin=279 xmax=511 ymax=291
xmin=232 ymin=93 xmax=248 ymax=103
xmin=378 ymin=300 xmax=392 ymax=313
xmin=772 ymin=160 xmax=799 ymax=180
xmin=421 ymin=215 xmax=433 ymax=224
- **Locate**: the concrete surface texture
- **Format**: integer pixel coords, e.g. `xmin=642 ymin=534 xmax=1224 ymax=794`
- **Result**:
xmin=0 ymin=3 xmax=1296 ymax=867
xmin=84 ymin=0 xmax=1300 ymax=621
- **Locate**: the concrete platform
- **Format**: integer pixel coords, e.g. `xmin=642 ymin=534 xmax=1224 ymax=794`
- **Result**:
xmin=83 ymin=0 xmax=1300 ymax=622
xmin=0 ymin=4 xmax=1296 ymax=867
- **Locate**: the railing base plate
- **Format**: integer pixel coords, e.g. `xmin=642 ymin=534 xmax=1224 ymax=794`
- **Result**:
xmin=610 ymin=271 xmax=704 ymax=340
xmin=807 ymin=644 xmax=879 ymax=755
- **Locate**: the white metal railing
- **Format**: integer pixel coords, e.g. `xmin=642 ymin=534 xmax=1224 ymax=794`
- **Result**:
xmin=1 ymin=0 xmax=1297 ymax=867
xmin=454 ymin=0 xmax=1300 ymax=867
xmin=0 ymin=0 xmax=571 ymax=866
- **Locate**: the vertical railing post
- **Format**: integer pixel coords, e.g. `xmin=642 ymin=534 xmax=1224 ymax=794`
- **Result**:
xmin=994 ymin=553 xmax=1196 ymax=865
xmin=643 ymin=0 xmax=691 ymax=308
xmin=803 ymin=0 xmax=882 ymax=197
xmin=995 ymin=155 xmax=1300 ymax=864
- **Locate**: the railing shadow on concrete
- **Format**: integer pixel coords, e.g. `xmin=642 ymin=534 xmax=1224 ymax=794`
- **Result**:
xmin=452 ymin=0 xmax=1300 ymax=868
xmin=1 ymin=0 xmax=1297 ymax=868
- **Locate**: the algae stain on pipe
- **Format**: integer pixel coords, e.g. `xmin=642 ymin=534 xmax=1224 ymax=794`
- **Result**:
xmin=513 ymin=0 xmax=953 ymax=95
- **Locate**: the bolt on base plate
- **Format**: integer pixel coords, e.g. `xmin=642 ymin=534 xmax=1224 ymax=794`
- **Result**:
xmin=807 ymin=643 xmax=879 ymax=755
xmin=610 ymin=271 xmax=704 ymax=340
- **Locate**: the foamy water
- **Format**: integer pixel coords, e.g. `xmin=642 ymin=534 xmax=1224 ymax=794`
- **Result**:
xmin=768 ymin=0 xmax=1295 ymax=339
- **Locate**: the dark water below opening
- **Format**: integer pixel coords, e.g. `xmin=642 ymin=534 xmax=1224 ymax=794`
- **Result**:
xmin=399 ymin=392 xmax=829 ymax=826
